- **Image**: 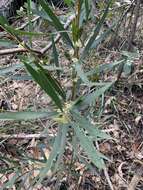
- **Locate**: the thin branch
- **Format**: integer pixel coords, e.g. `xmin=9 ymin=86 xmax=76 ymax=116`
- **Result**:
xmin=0 ymin=47 xmax=41 ymax=56
xmin=96 ymin=142 xmax=114 ymax=190
xmin=104 ymin=167 xmax=114 ymax=190
xmin=128 ymin=166 xmax=143 ymax=190
xmin=0 ymin=133 xmax=53 ymax=139
xmin=18 ymin=16 xmax=40 ymax=30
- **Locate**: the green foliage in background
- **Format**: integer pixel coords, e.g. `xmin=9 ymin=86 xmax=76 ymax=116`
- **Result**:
xmin=0 ymin=0 xmax=122 ymax=188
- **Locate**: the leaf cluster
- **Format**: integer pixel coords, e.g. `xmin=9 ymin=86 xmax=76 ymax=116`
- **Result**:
xmin=0 ymin=0 xmax=119 ymax=188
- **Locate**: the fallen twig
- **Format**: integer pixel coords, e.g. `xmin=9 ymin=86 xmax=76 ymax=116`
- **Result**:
xmin=0 ymin=47 xmax=41 ymax=56
xmin=96 ymin=142 xmax=114 ymax=190
xmin=104 ymin=167 xmax=114 ymax=190
xmin=128 ymin=165 xmax=143 ymax=190
xmin=0 ymin=133 xmax=53 ymax=139
xmin=18 ymin=16 xmax=40 ymax=30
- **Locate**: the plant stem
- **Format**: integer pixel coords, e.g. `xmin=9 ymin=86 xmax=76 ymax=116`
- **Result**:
xmin=27 ymin=0 xmax=33 ymax=47
xmin=71 ymin=0 xmax=81 ymax=100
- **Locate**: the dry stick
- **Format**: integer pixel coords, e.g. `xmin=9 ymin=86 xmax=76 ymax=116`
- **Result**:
xmin=18 ymin=16 xmax=40 ymax=30
xmin=104 ymin=167 xmax=114 ymax=190
xmin=116 ymin=0 xmax=141 ymax=81
xmin=96 ymin=142 xmax=114 ymax=190
xmin=0 ymin=14 xmax=75 ymax=56
xmin=128 ymin=166 xmax=143 ymax=190
xmin=0 ymin=133 xmax=51 ymax=139
xmin=0 ymin=47 xmax=39 ymax=56
xmin=40 ymin=32 xmax=61 ymax=55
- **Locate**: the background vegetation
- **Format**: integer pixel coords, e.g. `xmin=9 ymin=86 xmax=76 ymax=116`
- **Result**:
xmin=0 ymin=0 xmax=143 ymax=189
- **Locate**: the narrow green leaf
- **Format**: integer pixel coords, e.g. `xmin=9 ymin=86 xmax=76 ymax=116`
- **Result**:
xmin=22 ymin=56 xmax=64 ymax=99
xmin=0 ymin=171 xmax=19 ymax=190
xmin=89 ymin=23 xmax=115 ymax=49
xmin=0 ymin=39 xmax=17 ymax=48
xmin=3 ymin=25 xmax=45 ymax=36
xmin=0 ymin=16 xmax=9 ymax=26
xmin=39 ymin=0 xmax=73 ymax=47
xmin=52 ymin=35 xmax=60 ymax=77
xmin=38 ymin=68 xmax=66 ymax=101
xmin=32 ymin=8 xmax=52 ymax=22
xmin=86 ymin=60 xmax=124 ymax=77
xmin=34 ymin=126 xmax=63 ymax=185
xmin=7 ymin=75 xmax=32 ymax=81
xmin=0 ymin=64 xmax=23 ymax=76
xmin=0 ymin=111 xmax=56 ymax=121
xmin=85 ymin=0 xmax=91 ymax=20
xmin=83 ymin=82 xmax=113 ymax=105
xmin=81 ymin=0 xmax=112 ymax=59
xmin=73 ymin=124 xmax=105 ymax=169
xmin=72 ymin=111 xmax=111 ymax=140
xmin=24 ymin=63 xmax=63 ymax=111
xmin=54 ymin=124 xmax=69 ymax=171
xmin=74 ymin=82 xmax=114 ymax=106
xmin=0 ymin=16 xmax=24 ymax=45
xmin=0 ymin=63 xmax=62 ymax=77
xmin=36 ymin=63 xmax=66 ymax=100
xmin=74 ymin=62 xmax=94 ymax=86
